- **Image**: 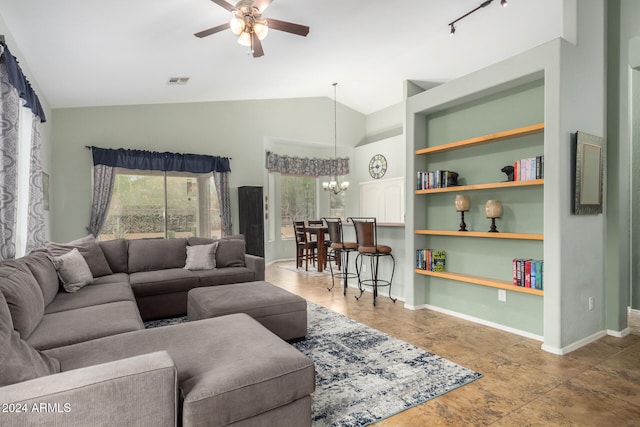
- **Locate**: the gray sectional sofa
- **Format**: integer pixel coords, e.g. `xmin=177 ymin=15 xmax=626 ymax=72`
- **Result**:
xmin=0 ymin=235 xmax=315 ymax=426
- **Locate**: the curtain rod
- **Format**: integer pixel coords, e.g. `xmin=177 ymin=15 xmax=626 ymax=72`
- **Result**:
xmin=85 ymin=146 xmax=232 ymax=159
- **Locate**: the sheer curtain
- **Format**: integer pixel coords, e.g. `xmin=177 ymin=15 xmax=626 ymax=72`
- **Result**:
xmin=214 ymin=172 xmax=232 ymax=236
xmin=0 ymin=60 xmax=20 ymax=260
xmin=87 ymin=164 xmax=115 ymax=237
xmin=25 ymin=114 xmax=45 ymax=252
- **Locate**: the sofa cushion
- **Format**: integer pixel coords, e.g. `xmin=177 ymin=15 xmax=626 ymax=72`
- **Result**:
xmin=187 ymin=234 xmax=245 ymax=247
xmin=46 ymin=234 xmax=113 ymax=278
xmin=52 ymin=248 xmax=93 ymax=293
xmin=98 ymin=238 xmax=129 ymax=273
xmin=128 ymin=238 xmax=187 ymax=273
xmin=44 ymin=282 xmax=136 ymax=314
xmin=216 ymin=239 xmax=246 ymax=268
xmin=92 ymin=272 xmax=130 ymax=285
xmin=44 ymin=314 xmax=315 ymax=426
xmin=22 ymin=251 xmax=60 ymax=307
xmin=129 ymin=269 xmax=199 ymax=297
xmin=184 ymin=242 xmax=218 ymax=271
xmin=193 ymin=267 xmax=256 ymax=287
xmin=0 ymin=261 xmax=45 ymax=338
xmin=27 ymin=301 xmax=144 ymax=351
xmin=0 ymin=292 xmax=60 ymax=386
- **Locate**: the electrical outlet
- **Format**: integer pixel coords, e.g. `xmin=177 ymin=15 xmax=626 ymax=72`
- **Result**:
xmin=588 ymin=296 xmax=594 ymax=311
xmin=498 ymin=289 xmax=507 ymax=302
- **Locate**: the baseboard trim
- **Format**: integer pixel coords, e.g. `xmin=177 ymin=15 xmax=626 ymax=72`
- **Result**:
xmin=607 ymin=328 xmax=630 ymax=338
xmin=406 ymin=303 xmax=543 ymax=342
xmin=541 ymin=329 xmax=608 ymax=355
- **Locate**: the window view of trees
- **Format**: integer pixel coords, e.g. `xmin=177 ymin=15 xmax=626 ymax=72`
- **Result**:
xmin=101 ymin=170 xmax=221 ymax=240
xmin=280 ymin=175 xmax=316 ymax=239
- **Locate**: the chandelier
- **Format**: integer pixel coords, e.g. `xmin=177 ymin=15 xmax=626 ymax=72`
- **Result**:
xmin=322 ymin=83 xmax=349 ymax=195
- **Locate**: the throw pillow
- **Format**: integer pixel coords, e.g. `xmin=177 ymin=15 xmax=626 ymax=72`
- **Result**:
xmin=0 ymin=292 xmax=60 ymax=387
xmin=45 ymin=234 xmax=113 ymax=278
xmin=184 ymin=242 xmax=218 ymax=270
xmin=51 ymin=249 xmax=93 ymax=293
xmin=216 ymin=239 xmax=246 ymax=268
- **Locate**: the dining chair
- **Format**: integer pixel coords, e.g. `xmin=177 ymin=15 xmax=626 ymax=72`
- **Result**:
xmin=294 ymin=220 xmax=317 ymax=271
xmin=347 ymin=217 xmax=397 ymax=306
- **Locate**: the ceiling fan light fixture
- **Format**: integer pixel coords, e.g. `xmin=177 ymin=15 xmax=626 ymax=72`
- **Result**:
xmin=238 ymin=31 xmax=252 ymax=46
xmin=254 ymin=21 xmax=269 ymax=40
xmin=230 ymin=16 xmax=245 ymax=35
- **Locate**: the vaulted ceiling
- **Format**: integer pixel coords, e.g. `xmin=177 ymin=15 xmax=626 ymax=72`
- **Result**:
xmin=0 ymin=0 xmax=563 ymax=114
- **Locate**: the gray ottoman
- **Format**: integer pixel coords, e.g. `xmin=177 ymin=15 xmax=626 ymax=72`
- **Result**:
xmin=188 ymin=281 xmax=307 ymax=341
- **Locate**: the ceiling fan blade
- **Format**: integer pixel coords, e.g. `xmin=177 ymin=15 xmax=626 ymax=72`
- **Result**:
xmin=251 ymin=33 xmax=264 ymax=57
xmin=194 ymin=22 xmax=230 ymax=38
xmin=252 ymin=0 xmax=273 ymax=13
xmin=267 ymin=18 xmax=309 ymax=37
xmin=210 ymin=0 xmax=236 ymax=12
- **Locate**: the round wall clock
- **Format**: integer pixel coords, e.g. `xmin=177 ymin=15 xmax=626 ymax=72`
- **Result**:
xmin=369 ymin=154 xmax=387 ymax=179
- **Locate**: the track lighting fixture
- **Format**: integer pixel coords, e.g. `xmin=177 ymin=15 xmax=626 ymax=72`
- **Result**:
xmin=448 ymin=0 xmax=506 ymax=35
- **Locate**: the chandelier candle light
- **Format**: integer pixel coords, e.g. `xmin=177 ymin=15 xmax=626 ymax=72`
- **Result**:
xmin=454 ymin=194 xmax=470 ymax=231
xmin=323 ymin=82 xmax=349 ymax=195
xmin=485 ymin=200 xmax=503 ymax=232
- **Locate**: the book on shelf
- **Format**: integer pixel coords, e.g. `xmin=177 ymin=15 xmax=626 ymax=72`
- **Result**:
xmin=512 ymin=258 xmax=543 ymax=289
xmin=416 ymin=249 xmax=446 ymax=272
xmin=417 ymin=170 xmax=459 ymax=190
xmin=513 ymin=156 xmax=544 ymax=181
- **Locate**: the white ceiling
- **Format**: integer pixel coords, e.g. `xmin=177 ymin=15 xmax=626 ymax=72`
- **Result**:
xmin=0 ymin=0 xmax=563 ymax=115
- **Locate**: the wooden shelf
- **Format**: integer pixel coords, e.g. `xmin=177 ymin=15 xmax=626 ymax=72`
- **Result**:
xmin=416 ymin=179 xmax=543 ymax=195
xmin=415 ymin=123 xmax=544 ymax=156
xmin=415 ymin=269 xmax=544 ymax=296
xmin=415 ymin=230 xmax=543 ymax=240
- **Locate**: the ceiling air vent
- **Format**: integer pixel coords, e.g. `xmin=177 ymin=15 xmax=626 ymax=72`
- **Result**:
xmin=167 ymin=77 xmax=190 ymax=85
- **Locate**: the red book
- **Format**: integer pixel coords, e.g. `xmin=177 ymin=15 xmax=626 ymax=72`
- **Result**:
xmin=524 ymin=260 xmax=532 ymax=288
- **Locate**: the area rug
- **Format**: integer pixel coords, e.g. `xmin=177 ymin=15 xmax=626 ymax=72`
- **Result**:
xmin=145 ymin=303 xmax=482 ymax=426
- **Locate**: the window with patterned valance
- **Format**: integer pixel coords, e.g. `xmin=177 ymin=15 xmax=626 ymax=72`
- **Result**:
xmin=265 ymin=150 xmax=349 ymax=177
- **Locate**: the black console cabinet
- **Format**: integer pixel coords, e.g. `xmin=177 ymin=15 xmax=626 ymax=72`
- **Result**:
xmin=238 ymin=186 xmax=264 ymax=257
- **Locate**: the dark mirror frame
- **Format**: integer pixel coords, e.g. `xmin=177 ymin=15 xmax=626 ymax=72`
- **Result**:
xmin=571 ymin=131 xmax=604 ymax=215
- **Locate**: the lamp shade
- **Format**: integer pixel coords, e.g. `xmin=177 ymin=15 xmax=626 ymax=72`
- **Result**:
xmin=238 ymin=31 xmax=252 ymax=46
xmin=254 ymin=21 xmax=269 ymax=40
xmin=485 ymin=200 xmax=503 ymax=218
xmin=455 ymin=194 xmax=470 ymax=211
xmin=230 ymin=17 xmax=245 ymax=35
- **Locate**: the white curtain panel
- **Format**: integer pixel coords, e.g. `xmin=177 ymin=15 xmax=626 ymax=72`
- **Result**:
xmin=25 ymin=114 xmax=45 ymax=253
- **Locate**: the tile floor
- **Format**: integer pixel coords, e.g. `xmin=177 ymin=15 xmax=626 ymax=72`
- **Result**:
xmin=266 ymin=262 xmax=640 ymax=426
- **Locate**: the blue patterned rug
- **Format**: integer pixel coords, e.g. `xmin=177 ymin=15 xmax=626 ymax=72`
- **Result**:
xmin=145 ymin=303 xmax=482 ymax=426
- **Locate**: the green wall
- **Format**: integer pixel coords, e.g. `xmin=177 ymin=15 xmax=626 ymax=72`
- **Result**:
xmin=417 ymin=81 xmax=545 ymax=336
xmin=50 ymin=98 xmax=366 ymax=243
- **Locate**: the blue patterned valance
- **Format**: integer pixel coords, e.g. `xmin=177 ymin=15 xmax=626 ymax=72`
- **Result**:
xmin=265 ymin=151 xmax=349 ymax=177
xmin=91 ymin=147 xmax=231 ymax=173
xmin=0 ymin=42 xmax=46 ymax=122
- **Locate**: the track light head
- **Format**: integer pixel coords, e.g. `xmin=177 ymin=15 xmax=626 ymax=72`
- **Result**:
xmin=450 ymin=24 xmax=456 ymax=35
xmin=501 ymin=0 xmax=508 ymax=6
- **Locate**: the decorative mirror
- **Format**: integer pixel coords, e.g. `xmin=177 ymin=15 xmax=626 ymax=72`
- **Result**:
xmin=572 ymin=131 xmax=604 ymax=215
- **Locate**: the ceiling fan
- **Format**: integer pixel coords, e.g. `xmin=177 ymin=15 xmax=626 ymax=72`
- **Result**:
xmin=195 ymin=0 xmax=310 ymax=58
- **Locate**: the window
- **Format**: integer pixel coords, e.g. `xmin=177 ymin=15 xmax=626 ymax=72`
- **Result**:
xmin=280 ymin=175 xmax=317 ymax=239
xmin=101 ymin=169 xmax=221 ymax=240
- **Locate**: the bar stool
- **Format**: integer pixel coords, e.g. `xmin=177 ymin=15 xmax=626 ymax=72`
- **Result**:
xmin=322 ymin=217 xmax=357 ymax=295
xmin=348 ymin=217 xmax=397 ymax=306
